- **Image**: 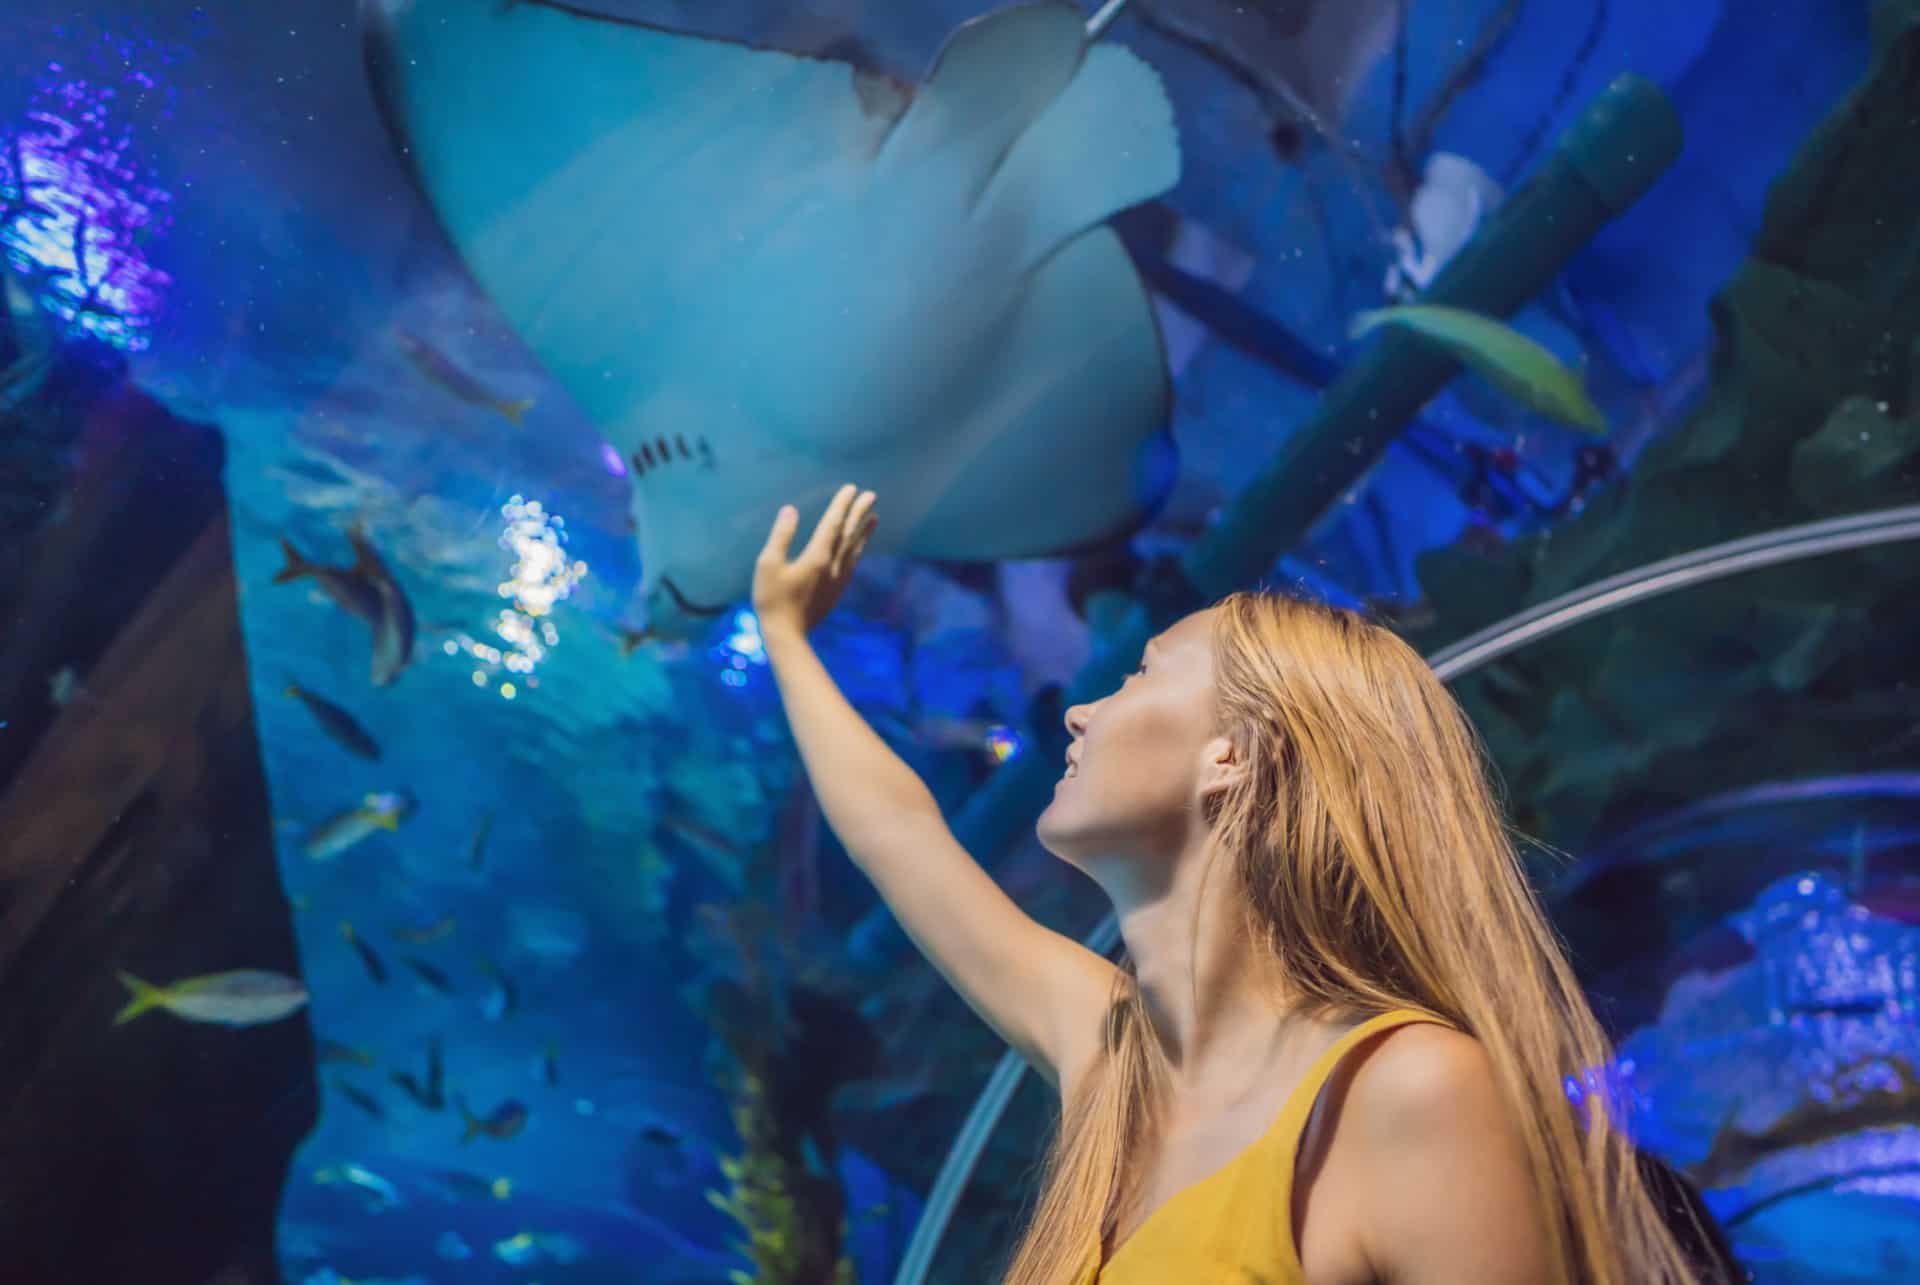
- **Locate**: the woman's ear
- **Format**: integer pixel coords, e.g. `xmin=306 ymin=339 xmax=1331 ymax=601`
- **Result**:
xmin=1198 ymin=736 xmax=1246 ymax=825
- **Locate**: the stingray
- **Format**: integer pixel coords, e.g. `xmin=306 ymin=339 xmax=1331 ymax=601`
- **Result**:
xmin=361 ymin=0 xmax=1182 ymax=640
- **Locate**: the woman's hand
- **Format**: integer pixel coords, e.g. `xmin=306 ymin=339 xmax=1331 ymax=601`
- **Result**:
xmin=752 ymin=483 xmax=878 ymax=641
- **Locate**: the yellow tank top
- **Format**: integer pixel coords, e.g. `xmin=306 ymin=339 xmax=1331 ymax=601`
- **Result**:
xmin=1070 ymin=1008 xmax=1454 ymax=1284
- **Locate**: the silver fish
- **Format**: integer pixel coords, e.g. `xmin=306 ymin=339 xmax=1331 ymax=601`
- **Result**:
xmin=114 ymin=969 xmax=309 ymax=1027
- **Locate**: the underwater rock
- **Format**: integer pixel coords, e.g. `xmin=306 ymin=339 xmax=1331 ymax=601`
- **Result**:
xmin=0 ymin=341 xmax=314 ymax=1284
xmin=1789 ymin=396 xmax=1918 ymax=508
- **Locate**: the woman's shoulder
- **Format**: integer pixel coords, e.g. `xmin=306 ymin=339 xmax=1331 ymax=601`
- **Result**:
xmin=1329 ymin=1021 xmax=1552 ymax=1279
xmin=1342 ymin=1020 xmax=1497 ymax=1138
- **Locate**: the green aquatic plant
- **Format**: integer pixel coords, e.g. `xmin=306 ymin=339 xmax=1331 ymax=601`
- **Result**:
xmin=705 ymin=1068 xmax=857 ymax=1285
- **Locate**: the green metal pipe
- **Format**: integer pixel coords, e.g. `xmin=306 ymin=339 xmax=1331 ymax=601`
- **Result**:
xmin=1194 ymin=72 xmax=1684 ymax=604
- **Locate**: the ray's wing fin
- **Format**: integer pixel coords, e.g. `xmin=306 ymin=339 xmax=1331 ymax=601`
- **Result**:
xmin=907 ymin=226 xmax=1176 ymax=561
xmin=360 ymin=0 xmax=889 ymax=425
xmin=976 ymin=40 xmax=1182 ymax=275
xmin=873 ymin=2 xmax=1087 ymax=184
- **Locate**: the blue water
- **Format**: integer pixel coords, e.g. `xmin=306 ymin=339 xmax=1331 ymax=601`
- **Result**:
xmin=0 ymin=1 xmax=1909 ymax=1283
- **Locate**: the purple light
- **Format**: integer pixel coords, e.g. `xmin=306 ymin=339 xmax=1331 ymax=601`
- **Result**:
xmin=600 ymin=442 xmax=628 ymax=476
xmin=2 ymin=24 xmax=178 ymax=351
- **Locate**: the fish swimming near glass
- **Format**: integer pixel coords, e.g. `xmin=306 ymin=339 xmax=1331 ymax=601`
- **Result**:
xmin=402 ymin=955 xmax=456 ymax=995
xmin=304 ymin=791 xmax=417 ymax=861
xmin=391 ymin=1036 xmax=446 ymax=1110
xmin=341 ymin=920 xmax=390 ymax=984
xmin=274 ymin=525 xmax=417 ymax=686
xmin=336 ymin=1079 xmax=388 ymax=1119
xmin=361 ymin=0 xmax=1183 ymax=641
xmin=1348 ymin=303 xmax=1609 ymax=434
xmin=467 ymin=809 xmax=494 ymax=872
xmin=314 ymin=1162 xmax=403 ymax=1211
xmin=286 ymin=681 xmax=383 ymax=760
xmin=457 ymin=1095 xmax=529 ymax=1143
xmin=114 ymin=969 xmax=310 ymax=1027
xmin=396 ymin=328 xmax=535 ymax=426
xmin=424 ymin=1169 xmax=513 ymax=1202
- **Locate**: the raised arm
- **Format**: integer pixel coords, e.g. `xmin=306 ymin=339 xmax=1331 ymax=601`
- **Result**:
xmin=752 ymin=487 xmax=1118 ymax=1091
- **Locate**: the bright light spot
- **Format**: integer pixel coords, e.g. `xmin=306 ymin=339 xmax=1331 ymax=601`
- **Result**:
xmin=472 ymin=670 xmax=488 ymax=687
xmin=442 ymin=640 xmax=458 ymax=656
xmin=445 ymin=496 xmax=588 ymax=697
xmin=713 ymin=608 xmax=771 ymax=675
xmin=986 ymin=724 xmax=1022 ymax=763
xmin=599 ymin=443 xmax=626 ymax=476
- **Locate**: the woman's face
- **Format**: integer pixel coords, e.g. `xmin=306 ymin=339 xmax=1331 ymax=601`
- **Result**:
xmin=1037 ymin=608 xmax=1230 ymax=875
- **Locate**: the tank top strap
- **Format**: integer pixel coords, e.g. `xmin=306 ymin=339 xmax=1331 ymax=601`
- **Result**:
xmin=1268 ymin=1008 xmax=1456 ymax=1166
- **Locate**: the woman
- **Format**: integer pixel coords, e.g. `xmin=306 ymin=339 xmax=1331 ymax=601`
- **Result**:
xmin=753 ymin=485 xmax=1716 ymax=1284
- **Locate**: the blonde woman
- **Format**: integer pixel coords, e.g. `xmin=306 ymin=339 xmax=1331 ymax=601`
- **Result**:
xmin=753 ymin=484 xmax=1718 ymax=1285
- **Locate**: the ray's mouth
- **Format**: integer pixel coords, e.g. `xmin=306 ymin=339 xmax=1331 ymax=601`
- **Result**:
xmin=659 ymin=575 xmax=728 ymax=618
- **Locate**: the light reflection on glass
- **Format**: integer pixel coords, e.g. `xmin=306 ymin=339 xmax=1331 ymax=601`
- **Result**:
xmin=447 ymin=496 xmax=587 ymax=697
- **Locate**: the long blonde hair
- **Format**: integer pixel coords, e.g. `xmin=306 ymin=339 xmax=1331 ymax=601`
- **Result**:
xmin=998 ymin=590 xmax=1708 ymax=1285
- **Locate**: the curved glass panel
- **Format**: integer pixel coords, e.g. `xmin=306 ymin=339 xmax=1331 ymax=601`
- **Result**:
xmin=0 ymin=2 xmax=1908 ymax=1285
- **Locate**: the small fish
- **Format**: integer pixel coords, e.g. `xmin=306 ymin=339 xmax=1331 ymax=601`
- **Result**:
xmin=286 ymin=682 xmax=382 ymax=760
xmin=403 ymin=956 xmax=456 ymax=995
xmin=537 ymin=1040 xmax=560 ymax=1087
xmin=424 ymin=1169 xmax=514 ymax=1202
xmin=467 ymin=810 xmax=495 ymax=872
xmin=638 ymin=1122 xmax=683 ymax=1158
xmin=478 ymin=956 xmax=517 ymax=1022
xmin=492 ymin=1230 xmax=584 ymax=1266
xmin=275 ymin=526 xmax=417 ymax=687
xmin=346 ymin=525 xmax=418 ymax=688
xmin=114 ymin=969 xmax=309 ymax=1027
xmin=389 ymin=1036 xmax=446 ymax=1110
xmin=340 ymin=921 xmax=390 ymax=985
xmin=391 ymin=914 xmax=457 ymax=945
xmin=396 ymin=329 xmax=534 ymax=427
xmin=335 ymin=1079 xmax=387 ymax=1119
xmin=303 ymin=791 xmax=417 ymax=861
xmin=274 ymin=534 xmax=386 ymax=625
xmin=313 ymin=1162 xmax=402 ymax=1211
xmin=1349 ymin=303 xmax=1607 ymax=434
xmin=659 ymin=810 xmax=741 ymax=860
xmin=458 ymin=1095 xmax=529 ymax=1142
xmin=317 ymin=1039 xmax=376 ymax=1067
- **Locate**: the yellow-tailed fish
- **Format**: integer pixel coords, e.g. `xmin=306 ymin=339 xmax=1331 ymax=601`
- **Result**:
xmin=1349 ymin=303 xmax=1607 ymax=434
xmin=303 ymin=791 xmax=417 ymax=861
xmin=114 ymin=969 xmax=309 ymax=1027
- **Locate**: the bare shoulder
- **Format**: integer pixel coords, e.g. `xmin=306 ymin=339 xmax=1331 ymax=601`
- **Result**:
xmin=1340 ymin=1023 xmax=1553 ymax=1283
xmin=1345 ymin=1022 xmax=1501 ymax=1135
